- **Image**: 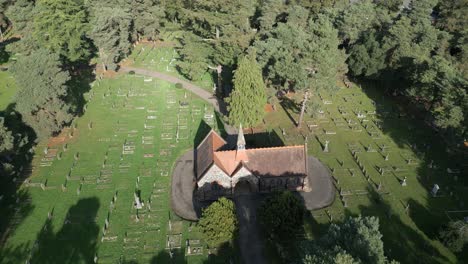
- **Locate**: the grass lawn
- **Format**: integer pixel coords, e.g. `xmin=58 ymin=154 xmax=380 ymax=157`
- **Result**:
xmin=0 ymin=71 xmax=17 ymax=111
xmin=127 ymin=44 xmax=215 ymax=93
xmin=1 ymin=73 xmax=234 ymax=264
xmin=1 ymin=44 xmax=466 ymax=264
xmin=260 ymin=83 xmax=466 ymax=263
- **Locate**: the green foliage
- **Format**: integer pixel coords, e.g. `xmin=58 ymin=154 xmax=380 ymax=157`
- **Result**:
xmin=4 ymin=0 xmax=34 ymax=35
xmin=255 ymin=7 xmax=347 ymax=92
xmin=198 ymin=197 xmax=237 ymax=247
xmin=88 ymin=3 xmax=132 ymax=71
xmin=347 ymin=30 xmax=386 ymax=77
xmin=439 ymin=220 xmax=468 ymax=253
xmin=300 ymin=216 xmax=397 ymax=264
xmin=181 ymin=0 xmax=256 ymax=67
xmin=335 ymin=0 xmax=378 ymax=44
xmin=258 ymin=191 xmax=305 ymax=241
xmin=129 ymin=0 xmax=165 ymax=41
xmin=10 ymin=49 xmax=73 ymax=139
xmin=34 ymin=0 xmax=90 ymax=61
xmin=0 ymin=117 xmax=13 ymax=154
xmin=226 ymin=52 xmax=267 ymax=127
xmin=436 ymin=0 xmax=468 ymax=34
xmin=176 ymin=34 xmax=214 ymax=80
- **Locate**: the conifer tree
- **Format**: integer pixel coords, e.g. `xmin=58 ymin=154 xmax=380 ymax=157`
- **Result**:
xmin=226 ymin=53 xmax=267 ymax=128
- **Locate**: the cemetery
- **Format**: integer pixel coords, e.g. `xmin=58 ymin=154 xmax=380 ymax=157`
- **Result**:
xmin=0 ymin=42 xmax=465 ymax=263
xmin=1 ymin=66 xmax=225 ymax=263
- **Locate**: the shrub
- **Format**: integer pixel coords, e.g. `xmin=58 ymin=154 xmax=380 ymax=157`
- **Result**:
xmin=198 ymin=197 xmax=237 ymax=247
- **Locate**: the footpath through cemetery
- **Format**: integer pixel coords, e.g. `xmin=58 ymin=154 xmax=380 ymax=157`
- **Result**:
xmin=1 ymin=44 xmax=466 ymax=264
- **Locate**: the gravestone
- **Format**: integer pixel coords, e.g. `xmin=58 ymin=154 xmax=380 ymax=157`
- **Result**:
xmin=401 ymin=176 xmax=407 ymax=187
xmin=323 ymin=140 xmax=329 ymax=152
xmin=431 ymin=184 xmax=439 ymax=197
xmin=134 ymin=192 xmax=143 ymax=209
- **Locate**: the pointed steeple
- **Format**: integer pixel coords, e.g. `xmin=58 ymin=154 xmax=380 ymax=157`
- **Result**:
xmin=235 ymin=124 xmax=248 ymax=161
xmin=237 ymin=124 xmax=246 ymax=150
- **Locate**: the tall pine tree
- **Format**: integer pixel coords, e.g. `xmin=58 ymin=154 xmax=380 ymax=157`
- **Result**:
xmin=226 ymin=52 xmax=267 ymax=127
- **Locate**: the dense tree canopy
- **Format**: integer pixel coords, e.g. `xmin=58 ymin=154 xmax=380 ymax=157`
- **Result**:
xmin=34 ymin=0 xmax=90 ymax=62
xmin=10 ymin=49 xmax=73 ymax=139
xmin=198 ymin=197 xmax=237 ymax=247
xmin=226 ymin=52 xmax=267 ymax=127
xmin=258 ymin=191 xmax=305 ymax=241
xmin=300 ymin=216 xmax=397 ymax=264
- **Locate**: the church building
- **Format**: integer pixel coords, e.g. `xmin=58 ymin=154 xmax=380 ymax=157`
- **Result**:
xmin=195 ymin=126 xmax=309 ymax=200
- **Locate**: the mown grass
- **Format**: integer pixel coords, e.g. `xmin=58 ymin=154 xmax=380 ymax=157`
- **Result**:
xmin=262 ymin=82 xmax=466 ymax=263
xmin=127 ymin=44 xmax=215 ymax=93
xmin=1 ymin=73 xmax=232 ymax=264
xmin=0 ymin=71 xmax=17 ymax=111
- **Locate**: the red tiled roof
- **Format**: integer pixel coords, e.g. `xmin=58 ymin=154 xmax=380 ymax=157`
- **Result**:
xmin=196 ymin=130 xmax=227 ymax=178
xmin=197 ymin=130 xmax=307 ymax=179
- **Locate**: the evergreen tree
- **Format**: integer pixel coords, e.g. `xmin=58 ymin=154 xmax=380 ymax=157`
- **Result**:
xmin=176 ymin=33 xmax=214 ymax=81
xmin=4 ymin=0 xmax=34 ymax=36
xmin=198 ymin=197 xmax=237 ymax=247
xmin=226 ymin=52 xmax=267 ymax=127
xmin=34 ymin=0 xmax=90 ymax=61
xmin=128 ymin=0 xmax=165 ymax=42
xmin=88 ymin=3 xmax=132 ymax=71
xmin=10 ymin=49 xmax=73 ymax=139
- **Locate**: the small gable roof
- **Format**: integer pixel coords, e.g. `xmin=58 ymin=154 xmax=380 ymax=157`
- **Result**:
xmin=196 ymin=130 xmax=227 ymax=178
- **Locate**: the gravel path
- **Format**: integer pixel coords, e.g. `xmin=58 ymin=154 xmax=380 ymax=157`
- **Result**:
xmin=121 ymin=66 xmax=334 ymax=263
xmin=234 ymin=194 xmax=267 ymax=264
xmin=170 ymin=150 xmax=199 ymax=221
xmin=120 ymin=66 xmax=237 ymax=141
xmin=300 ymin=156 xmax=336 ymax=210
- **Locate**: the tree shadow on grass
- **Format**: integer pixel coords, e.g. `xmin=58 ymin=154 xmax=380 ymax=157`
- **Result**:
xmin=357 ymin=80 xmax=466 ymax=262
xmin=279 ymin=96 xmax=300 ymax=126
xmin=29 ymin=197 xmax=100 ymax=264
xmin=149 ymin=248 xmax=186 ymax=263
xmin=67 ymin=63 xmax=96 ymax=117
xmin=351 ymin=187 xmax=450 ymax=264
xmin=0 ymin=103 xmax=36 ymax=259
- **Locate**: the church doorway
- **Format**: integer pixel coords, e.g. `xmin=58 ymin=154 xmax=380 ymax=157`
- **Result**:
xmin=234 ymin=180 xmax=254 ymax=195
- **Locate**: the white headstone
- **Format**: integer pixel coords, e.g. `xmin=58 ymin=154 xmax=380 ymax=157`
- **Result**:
xmin=431 ymin=184 xmax=439 ymax=197
xmin=323 ymin=140 xmax=329 ymax=152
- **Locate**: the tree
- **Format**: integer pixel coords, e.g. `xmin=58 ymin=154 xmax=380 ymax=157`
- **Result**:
xmin=258 ymin=191 xmax=305 ymax=241
xmin=88 ymin=3 xmax=132 ymax=71
xmin=347 ymin=30 xmax=387 ymax=77
xmin=10 ymin=49 xmax=73 ymax=139
xmin=176 ymin=33 xmax=214 ymax=81
xmin=179 ymin=0 xmax=256 ymax=93
xmin=439 ymin=220 xmax=468 ymax=253
xmin=299 ymin=216 xmax=397 ymax=264
xmin=128 ymin=0 xmax=165 ymax=42
xmin=198 ymin=197 xmax=237 ymax=247
xmin=0 ymin=117 xmax=13 ymax=154
xmin=334 ymin=0 xmax=380 ymax=45
xmin=0 ymin=0 xmax=10 ymax=41
xmin=4 ymin=0 xmax=34 ymax=36
xmin=436 ymin=0 xmax=468 ymax=34
xmin=226 ymin=52 xmax=267 ymax=127
xmin=34 ymin=0 xmax=90 ymax=61
xmin=257 ymin=0 xmax=287 ymax=33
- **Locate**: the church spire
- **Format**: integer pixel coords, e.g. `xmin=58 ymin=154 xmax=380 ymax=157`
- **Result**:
xmin=235 ymin=124 xmax=248 ymax=161
xmin=237 ymin=124 xmax=246 ymax=150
